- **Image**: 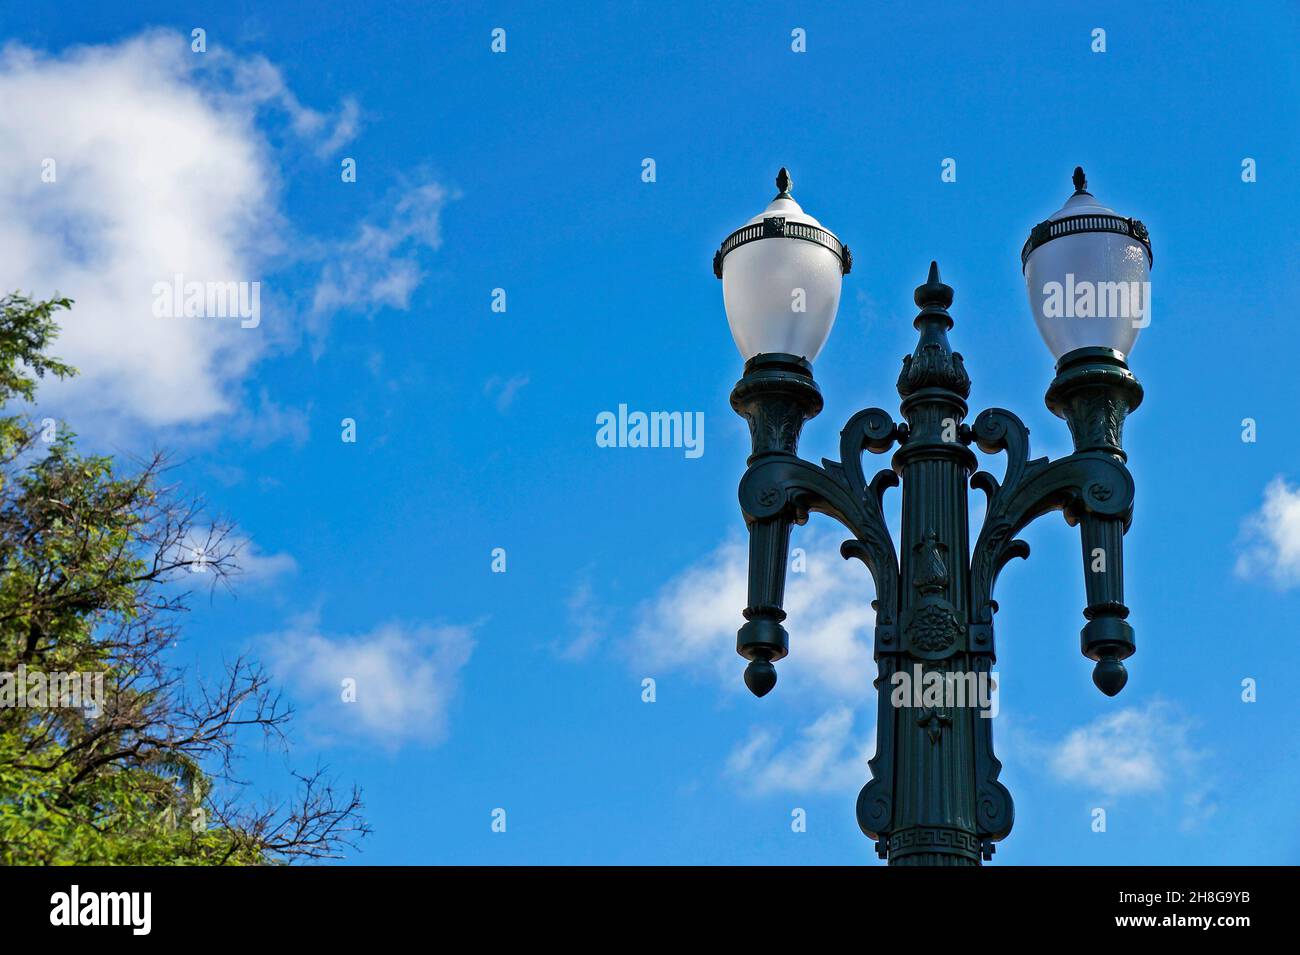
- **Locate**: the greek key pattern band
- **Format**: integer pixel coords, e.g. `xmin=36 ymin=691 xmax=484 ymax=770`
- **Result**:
xmin=886 ymin=825 xmax=983 ymax=861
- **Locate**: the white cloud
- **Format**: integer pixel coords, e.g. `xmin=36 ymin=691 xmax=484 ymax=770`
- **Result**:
xmin=1046 ymin=700 xmax=1208 ymax=805
xmin=212 ymin=51 xmax=360 ymax=155
xmin=265 ymin=614 xmax=475 ymax=750
xmin=232 ymin=540 xmax=298 ymax=588
xmin=726 ymin=705 xmax=873 ymax=795
xmin=628 ymin=530 xmax=877 ymax=795
xmin=309 ymin=181 xmax=449 ymax=320
xmin=629 ymin=529 xmax=874 ymax=699
xmin=561 ymin=577 xmax=606 ymax=661
xmin=1235 ymin=476 xmax=1300 ymax=588
xmin=482 ymin=374 xmax=530 ymax=414
xmin=227 ymin=388 xmax=312 ymax=448
xmin=0 ymin=33 xmax=275 ymax=425
xmin=0 ymin=31 xmax=443 ymax=432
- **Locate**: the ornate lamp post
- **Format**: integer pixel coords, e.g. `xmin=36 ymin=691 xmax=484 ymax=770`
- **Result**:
xmin=715 ymin=167 xmax=1150 ymax=865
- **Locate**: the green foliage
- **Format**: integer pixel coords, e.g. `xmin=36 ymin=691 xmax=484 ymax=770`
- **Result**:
xmin=0 ymin=293 xmax=364 ymax=864
xmin=0 ymin=292 xmax=75 ymax=404
xmin=0 ymin=734 xmax=261 ymax=865
xmin=0 ymin=293 xmax=74 ymax=464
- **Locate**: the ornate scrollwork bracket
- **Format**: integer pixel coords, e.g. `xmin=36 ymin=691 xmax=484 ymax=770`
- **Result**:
xmin=737 ymin=405 xmax=902 ymax=662
xmin=962 ymin=407 xmax=1137 ymax=844
xmin=969 ymin=408 xmax=1136 ymax=691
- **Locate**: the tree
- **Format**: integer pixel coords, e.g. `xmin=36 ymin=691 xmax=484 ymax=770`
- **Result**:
xmin=0 ymin=292 xmax=369 ymax=863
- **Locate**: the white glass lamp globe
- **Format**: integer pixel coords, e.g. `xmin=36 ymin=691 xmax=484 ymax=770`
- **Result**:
xmin=1022 ymin=168 xmax=1153 ymax=361
xmin=716 ymin=169 xmax=850 ymax=363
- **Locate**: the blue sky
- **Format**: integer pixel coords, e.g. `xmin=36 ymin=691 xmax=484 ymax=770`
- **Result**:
xmin=2 ymin=1 xmax=1298 ymax=864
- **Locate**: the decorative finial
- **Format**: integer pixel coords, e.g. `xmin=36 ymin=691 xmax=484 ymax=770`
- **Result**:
xmin=1092 ymin=655 xmax=1127 ymax=696
xmin=913 ymin=260 xmax=954 ymax=311
xmin=900 ymin=260 xmax=968 ymax=397
xmin=744 ymin=657 xmax=777 ymax=697
xmin=1072 ymin=166 xmax=1089 ymax=195
xmin=775 ymin=167 xmax=793 ymax=199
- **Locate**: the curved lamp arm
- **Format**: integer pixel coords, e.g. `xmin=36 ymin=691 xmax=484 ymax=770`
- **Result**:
xmin=734 ymin=406 xmax=901 ymax=695
xmin=968 ymin=408 xmax=1136 ymax=695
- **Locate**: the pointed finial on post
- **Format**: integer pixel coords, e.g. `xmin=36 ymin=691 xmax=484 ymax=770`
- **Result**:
xmin=900 ymin=260 xmax=968 ymax=397
xmin=914 ymin=260 xmax=954 ymax=312
xmin=775 ymin=167 xmax=793 ymax=199
xmin=1072 ymin=166 xmax=1089 ymax=195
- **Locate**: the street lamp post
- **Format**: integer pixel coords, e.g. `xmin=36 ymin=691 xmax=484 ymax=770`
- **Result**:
xmin=716 ymin=168 xmax=1150 ymax=865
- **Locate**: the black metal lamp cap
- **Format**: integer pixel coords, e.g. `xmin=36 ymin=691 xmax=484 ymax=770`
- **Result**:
xmin=1020 ymin=167 xmax=1153 ymax=271
xmin=712 ymin=167 xmax=852 ymax=279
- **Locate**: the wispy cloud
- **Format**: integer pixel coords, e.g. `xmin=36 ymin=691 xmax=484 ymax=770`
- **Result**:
xmin=628 ymin=529 xmax=874 ymax=699
xmin=264 ymin=614 xmax=475 ymax=751
xmin=1042 ymin=699 xmax=1215 ymax=829
xmin=309 ymin=181 xmax=449 ymax=320
xmin=212 ymin=49 xmax=360 ymax=155
xmin=192 ymin=387 xmax=311 ymax=450
xmin=232 ymin=539 xmax=298 ymax=588
xmin=726 ymin=706 xmax=873 ymax=795
xmin=1235 ymin=476 xmax=1300 ymax=588
xmin=626 ymin=529 xmax=877 ymax=795
xmin=561 ymin=576 xmax=606 ymax=661
xmin=483 ymin=374 xmax=530 ymax=414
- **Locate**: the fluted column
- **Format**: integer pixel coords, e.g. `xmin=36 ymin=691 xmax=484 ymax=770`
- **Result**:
xmin=885 ymin=263 xmax=983 ymax=866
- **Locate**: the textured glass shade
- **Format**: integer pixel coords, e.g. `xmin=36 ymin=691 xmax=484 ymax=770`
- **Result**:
xmin=721 ymin=196 xmax=844 ymax=362
xmin=1024 ymin=191 xmax=1151 ymax=361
